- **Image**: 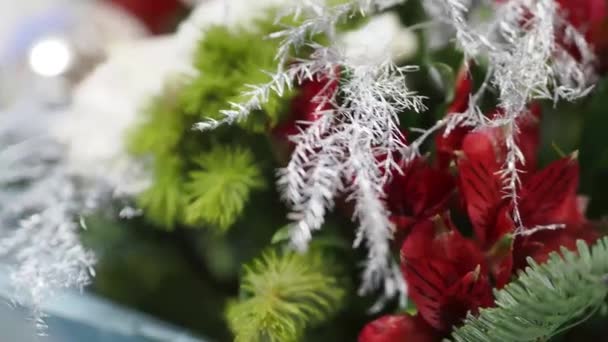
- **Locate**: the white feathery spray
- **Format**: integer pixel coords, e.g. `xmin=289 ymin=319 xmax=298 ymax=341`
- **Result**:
xmin=0 ymin=105 xmax=98 ymax=333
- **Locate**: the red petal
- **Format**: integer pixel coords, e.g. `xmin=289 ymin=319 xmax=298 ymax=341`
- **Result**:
xmin=436 ymin=65 xmax=474 ymax=169
xmin=449 ymin=65 xmax=474 ymax=115
xmin=434 ymin=230 xmax=488 ymax=275
xmin=400 ymin=220 xmax=437 ymax=260
xmin=405 ymin=260 xmax=494 ymax=331
xmin=487 ymin=207 xmax=516 ymax=287
xmin=519 ymin=156 xmax=579 ymax=228
xmin=415 ymin=165 xmax=456 ymax=218
xmin=550 ymin=194 xmax=588 ymax=227
xmin=385 ymin=161 xmax=421 ymax=218
xmin=358 ymin=315 xmax=440 ymax=342
xmin=514 ymin=224 xmax=599 ymax=269
xmin=402 ymin=218 xmax=490 ymax=331
xmin=557 ymin=0 xmax=607 ymax=33
xmin=386 ymin=159 xmax=454 ymax=242
xmin=401 ymin=217 xmax=487 ymax=273
xmin=458 ymin=130 xmax=504 ymax=247
xmin=441 ymin=268 xmax=494 ymax=329
xmin=403 ymin=259 xmax=458 ymax=330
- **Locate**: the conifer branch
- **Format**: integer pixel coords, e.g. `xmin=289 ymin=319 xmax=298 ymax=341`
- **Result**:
xmin=450 ymin=238 xmax=608 ymax=342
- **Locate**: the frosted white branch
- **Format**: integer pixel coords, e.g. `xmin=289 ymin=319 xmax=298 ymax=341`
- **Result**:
xmin=278 ymin=50 xmax=425 ymax=296
xmin=430 ymin=0 xmax=595 ymax=233
xmin=0 ymin=106 xmax=100 ymax=332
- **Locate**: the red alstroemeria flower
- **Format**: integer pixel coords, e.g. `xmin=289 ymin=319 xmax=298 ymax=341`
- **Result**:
xmin=435 ymin=63 xmax=542 ymax=172
xmin=401 ymin=216 xmax=494 ymax=332
xmin=358 ymin=314 xmax=439 ymax=342
xmin=458 ymin=126 xmax=597 ymax=283
xmin=458 ymin=129 xmax=510 ymax=250
xmin=385 ymin=158 xmax=455 ymax=239
xmin=503 ymin=155 xmax=598 ymax=268
xmin=458 ymin=104 xmax=542 ymax=250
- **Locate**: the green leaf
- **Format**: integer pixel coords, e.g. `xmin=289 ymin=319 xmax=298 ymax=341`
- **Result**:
xmin=271 ymin=225 xmax=292 ymax=244
xmin=449 ymin=238 xmax=608 ymax=342
xmin=429 ymin=62 xmax=456 ymax=103
xmin=226 ymin=248 xmax=346 ymax=342
xmin=184 ymin=146 xmax=266 ymax=231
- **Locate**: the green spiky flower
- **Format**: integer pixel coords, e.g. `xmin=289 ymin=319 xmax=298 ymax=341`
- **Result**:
xmin=184 ymin=146 xmax=266 ymax=230
xmin=226 ymin=249 xmax=346 ymax=342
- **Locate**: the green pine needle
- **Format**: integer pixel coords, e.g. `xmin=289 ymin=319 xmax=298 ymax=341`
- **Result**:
xmin=450 ymin=238 xmax=608 ymax=342
xmin=226 ymin=249 xmax=346 ymax=342
xmin=184 ymin=146 xmax=265 ymax=230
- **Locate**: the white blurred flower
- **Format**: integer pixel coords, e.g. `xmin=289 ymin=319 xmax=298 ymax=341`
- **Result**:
xmin=55 ymin=0 xmax=287 ymax=193
xmin=54 ymin=36 xmax=182 ymax=195
xmin=340 ymin=12 xmax=418 ymax=65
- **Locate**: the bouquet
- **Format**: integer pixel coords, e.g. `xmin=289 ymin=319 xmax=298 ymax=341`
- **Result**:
xmin=3 ymin=0 xmax=608 ymax=341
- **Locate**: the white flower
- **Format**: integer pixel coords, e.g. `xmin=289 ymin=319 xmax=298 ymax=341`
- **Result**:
xmin=339 ymin=12 xmax=418 ymax=65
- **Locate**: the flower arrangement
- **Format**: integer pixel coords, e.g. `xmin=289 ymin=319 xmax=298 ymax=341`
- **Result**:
xmin=3 ymin=0 xmax=608 ymax=340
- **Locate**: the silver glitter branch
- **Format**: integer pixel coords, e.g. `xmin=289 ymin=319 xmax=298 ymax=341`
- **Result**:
xmin=430 ymin=0 xmax=595 ymax=233
xmin=0 ymin=107 xmax=98 ymax=332
xmin=277 ymin=52 xmax=426 ymax=297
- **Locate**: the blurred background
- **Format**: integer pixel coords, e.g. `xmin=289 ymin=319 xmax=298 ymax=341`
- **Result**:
xmin=0 ymin=1 xmax=208 ymax=340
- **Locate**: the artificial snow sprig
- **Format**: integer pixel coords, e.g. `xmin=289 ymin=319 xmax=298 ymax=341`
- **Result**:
xmin=491 ymin=0 xmax=592 ymax=232
xmin=278 ymin=51 xmax=426 ymax=297
xmin=0 ymin=106 xmax=99 ymax=333
xmin=0 ymin=161 xmax=97 ymax=334
xmin=1 ymin=188 xmax=97 ymax=332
